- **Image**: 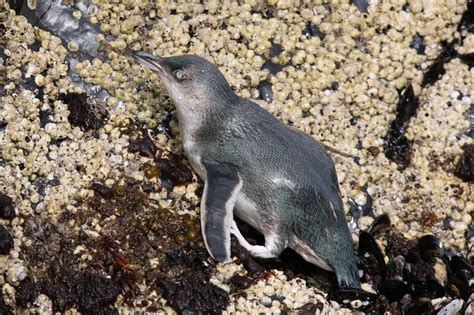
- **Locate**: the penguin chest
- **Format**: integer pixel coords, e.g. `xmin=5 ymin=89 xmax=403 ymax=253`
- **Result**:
xmin=182 ymin=138 xmax=206 ymax=180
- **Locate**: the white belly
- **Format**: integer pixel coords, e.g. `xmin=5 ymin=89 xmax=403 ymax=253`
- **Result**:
xmin=182 ymin=139 xmax=206 ymax=179
xmin=234 ymin=194 xmax=262 ymax=232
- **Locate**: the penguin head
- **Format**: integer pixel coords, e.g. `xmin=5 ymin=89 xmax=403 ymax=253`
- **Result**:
xmin=134 ymin=51 xmax=237 ymax=111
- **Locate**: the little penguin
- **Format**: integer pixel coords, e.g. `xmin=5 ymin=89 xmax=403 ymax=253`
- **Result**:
xmin=134 ymin=51 xmax=361 ymax=289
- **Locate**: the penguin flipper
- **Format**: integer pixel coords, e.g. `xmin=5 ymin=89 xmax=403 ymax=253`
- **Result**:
xmin=201 ymin=160 xmax=242 ymax=262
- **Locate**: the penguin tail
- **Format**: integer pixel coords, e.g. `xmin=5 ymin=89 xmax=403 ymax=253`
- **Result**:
xmin=333 ymin=259 xmax=361 ymax=289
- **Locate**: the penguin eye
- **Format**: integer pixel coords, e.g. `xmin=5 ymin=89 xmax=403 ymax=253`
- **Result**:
xmin=173 ymin=70 xmax=185 ymax=81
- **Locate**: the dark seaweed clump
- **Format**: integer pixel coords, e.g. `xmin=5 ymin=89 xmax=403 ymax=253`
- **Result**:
xmin=20 ymin=214 xmax=122 ymax=313
xmin=0 ymin=224 xmax=13 ymax=255
xmin=454 ymin=144 xmax=474 ymax=182
xmin=0 ymin=297 xmax=12 ymax=315
xmin=127 ymin=123 xmax=158 ymax=158
xmin=156 ymin=244 xmax=229 ymax=314
xmin=15 ymin=278 xmax=38 ymax=307
xmin=14 ymin=266 xmax=121 ymax=314
xmin=59 ymin=93 xmax=108 ymax=130
xmin=383 ymin=84 xmax=419 ymax=170
xmin=41 ymin=268 xmax=121 ymax=314
xmin=0 ymin=193 xmax=15 ymax=220
xmin=20 ymin=177 xmax=215 ymax=313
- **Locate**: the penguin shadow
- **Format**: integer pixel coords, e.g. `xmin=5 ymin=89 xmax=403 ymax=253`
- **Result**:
xmin=230 ymin=217 xmax=338 ymax=293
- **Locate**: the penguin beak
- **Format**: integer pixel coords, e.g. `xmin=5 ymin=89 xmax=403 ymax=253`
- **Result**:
xmin=133 ymin=51 xmax=165 ymax=74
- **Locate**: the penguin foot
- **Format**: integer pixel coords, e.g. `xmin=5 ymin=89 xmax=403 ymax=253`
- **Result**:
xmin=230 ymin=221 xmax=280 ymax=259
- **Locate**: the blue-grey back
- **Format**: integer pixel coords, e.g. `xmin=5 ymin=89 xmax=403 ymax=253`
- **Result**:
xmin=196 ymin=98 xmax=340 ymax=208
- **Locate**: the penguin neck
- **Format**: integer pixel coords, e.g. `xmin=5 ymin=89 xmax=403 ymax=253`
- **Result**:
xmin=174 ymin=92 xmax=240 ymax=141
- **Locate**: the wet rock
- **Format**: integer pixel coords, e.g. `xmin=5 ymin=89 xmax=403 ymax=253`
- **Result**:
xmin=261 ymin=59 xmax=285 ymax=75
xmin=16 ymin=277 xmax=39 ymax=306
xmin=155 ymin=153 xmax=193 ymax=186
xmin=39 ymin=110 xmax=52 ymax=128
xmin=409 ymin=34 xmax=425 ymax=55
xmin=454 ymin=144 xmax=474 ymax=182
xmin=0 ymin=193 xmax=15 ymax=220
xmin=303 ymin=22 xmax=325 ymax=40
xmin=458 ymin=0 xmax=474 ymax=36
xmin=269 ymin=42 xmax=283 ymax=58
xmin=0 ymin=225 xmax=14 ymax=255
xmin=458 ymin=52 xmax=474 ymax=68
xmin=59 ymin=93 xmax=108 ymax=130
xmin=383 ymin=84 xmax=419 ymax=170
xmin=257 ymin=80 xmax=273 ymax=103
xmin=351 ymin=0 xmax=369 ymax=13
xmin=421 ymin=41 xmax=458 ymax=87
